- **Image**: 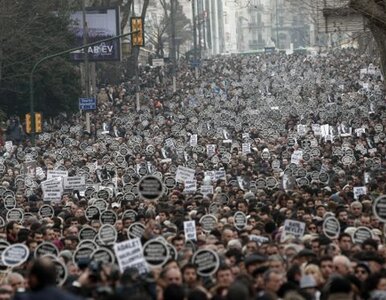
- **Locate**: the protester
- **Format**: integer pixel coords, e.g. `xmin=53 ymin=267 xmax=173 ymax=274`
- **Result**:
xmin=0 ymin=48 xmax=384 ymax=300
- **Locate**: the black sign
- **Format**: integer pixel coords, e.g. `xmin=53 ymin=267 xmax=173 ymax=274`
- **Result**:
xmin=2 ymin=244 xmax=29 ymax=267
xmin=39 ymin=205 xmax=55 ymax=219
xmin=164 ymin=177 xmax=177 ymax=189
xmin=3 ymin=196 xmax=16 ymax=210
xmin=373 ymin=195 xmax=386 ymax=222
xmin=98 ymin=224 xmax=117 ymax=245
xmin=85 ymin=206 xmax=100 ymax=221
xmin=122 ymin=210 xmax=137 ymax=222
xmin=34 ymin=242 xmax=59 ymax=258
xmin=78 ymin=227 xmax=98 ymax=241
xmin=73 ymin=246 xmax=94 ymax=266
xmin=142 ymin=240 xmax=169 ymax=267
xmin=100 ymin=210 xmax=117 ymax=225
xmin=234 ymin=211 xmax=247 ymax=231
xmin=353 ymin=226 xmax=373 ymax=244
xmin=6 ymin=208 xmax=24 ymax=223
xmin=191 ymin=249 xmax=220 ymax=277
xmin=199 ymin=215 xmax=217 ymax=233
xmin=137 ymin=175 xmax=164 ymax=201
xmin=53 ymin=259 xmax=67 ymax=286
xmin=123 ymin=192 xmax=136 ymax=202
xmin=91 ymin=247 xmax=115 ymax=264
xmin=322 ymin=217 xmax=340 ymax=239
xmin=128 ymin=222 xmax=145 ymax=239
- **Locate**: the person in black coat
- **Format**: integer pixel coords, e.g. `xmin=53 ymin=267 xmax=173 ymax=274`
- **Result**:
xmin=13 ymin=257 xmax=82 ymax=300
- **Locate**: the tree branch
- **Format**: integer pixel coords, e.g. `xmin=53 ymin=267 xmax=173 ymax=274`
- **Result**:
xmin=349 ymin=0 xmax=386 ymax=25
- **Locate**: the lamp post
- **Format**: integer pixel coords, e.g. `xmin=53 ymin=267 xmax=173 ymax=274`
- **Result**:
xmin=29 ymin=30 xmax=138 ymax=146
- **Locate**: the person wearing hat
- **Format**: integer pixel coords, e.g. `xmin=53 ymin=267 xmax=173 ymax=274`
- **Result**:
xmin=300 ymin=275 xmax=320 ymax=300
xmin=244 ymin=254 xmax=268 ymax=275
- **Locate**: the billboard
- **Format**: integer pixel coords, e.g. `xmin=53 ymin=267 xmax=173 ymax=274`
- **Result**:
xmin=70 ymin=7 xmax=121 ymax=61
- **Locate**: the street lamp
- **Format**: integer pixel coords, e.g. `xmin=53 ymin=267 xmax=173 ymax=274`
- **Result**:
xmin=29 ymin=30 xmax=138 ymax=146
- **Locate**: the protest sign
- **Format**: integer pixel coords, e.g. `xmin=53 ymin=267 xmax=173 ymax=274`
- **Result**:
xmin=192 ymin=249 xmax=220 ymax=277
xmin=200 ymin=185 xmax=214 ymax=196
xmin=190 ymin=134 xmax=198 ymax=146
xmin=282 ymin=220 xmax=306 ymax=241
xmin=98 ymin=224 xmax=117 ymax=245
xmin=38 ymin=205 xmax=55 ymax=219
xmin=78 ymin=227 xmax=98 ymax=241
xmin=137 ymin=175 xmax=164 ymax=201
xmin=142 ymin=239 xmax=169 ymax=267
xmin=91 ymin=247 xmax=115 ymax=264
xmin=63 ymin=176 xmax=85 ymax=190
xmin=6 ymin=208 xmax=24 ymax=223
xmin=175 ymin=166 xmax=195 ymax=183
xmin=34 ymin=242 xmax=59 ymax=258
xmin=373 ymin=195 xmax=386 ymax=222
xmin=322 ymin=217 xmax=340 ymax=239
xmin=114 ymin=238 xmax=148 ymax=274
xmin=100 ymin=210 xmax=118 ymax=225
xmin=234 ymin=211 xmax=247 ymax=231
xmin=184 ymin=180 xmax=197 ymax=193
xmin=200 ymin=215 xmax=217 ymax=233
xmin=128 ymin=222 xmax=145 ymax=239
xmin=184 ymin=221 xmax=197 ymax=241
xmin=85 ymin=206 xmax=100 ymax=221
xmin=41 ymin=177 xmax=63 ymax=202
xmin=2 ymin=244 xmax=29 ymax=267
xmin=47 ymin=170 xmax=68 ymax=180
xmin=73 ymin=246 xmax=94 ymax=266
xmin=353 ymin=186 xmax=367 ymax=200
xmin=352 ymin=227 xmax=373 ymax=244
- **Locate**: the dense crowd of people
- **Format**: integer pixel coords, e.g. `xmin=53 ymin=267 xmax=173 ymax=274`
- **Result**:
xmin=0 ymin=48 xmax=385 ymax=300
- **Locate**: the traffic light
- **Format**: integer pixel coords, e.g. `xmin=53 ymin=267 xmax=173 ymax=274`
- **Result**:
xmin=131 ymin=17 xmax=144 ymax=47
xmin=35 ymin=112 xmax=42 ymax=133
xmin=25 ymin=113 xmax=32 ymax=134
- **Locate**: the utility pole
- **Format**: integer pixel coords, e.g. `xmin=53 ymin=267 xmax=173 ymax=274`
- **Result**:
xmin=171 ymin=0 xmax=177 ymax=92
xmin=191 ymin=0 xmax=199 ymax=78
xmin=82 ymin=0 xmax=91 ymax=133
xmin=132 ymin=0 xmax=140 ymax=112
xmin=275 ymin=0 xmax=279 ymax=50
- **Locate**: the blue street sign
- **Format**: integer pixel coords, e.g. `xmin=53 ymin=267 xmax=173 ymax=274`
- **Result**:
xmin=79 ymin=98 xmax=97 ymax=111
xmin=191 ymin=59 xmax=201 ymax=68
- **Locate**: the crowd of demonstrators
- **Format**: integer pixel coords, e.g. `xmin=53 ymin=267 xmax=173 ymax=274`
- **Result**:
xmin=0 ymin=48 xmax=385 ymax=300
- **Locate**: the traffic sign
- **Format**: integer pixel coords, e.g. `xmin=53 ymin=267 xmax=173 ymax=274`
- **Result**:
xmin=79 ymin=98 xmax=97 ymax=111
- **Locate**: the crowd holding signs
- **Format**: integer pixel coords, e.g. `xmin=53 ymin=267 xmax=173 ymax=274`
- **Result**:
xmin=0 ymin=48 xmax=385 ymax=300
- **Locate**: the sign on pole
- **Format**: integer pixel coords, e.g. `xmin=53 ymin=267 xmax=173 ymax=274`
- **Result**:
xmin=79 ymin=98 xmax=97 ymax=111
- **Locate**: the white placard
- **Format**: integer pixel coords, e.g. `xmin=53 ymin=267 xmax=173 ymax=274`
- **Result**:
xmin=291 ymin=150 xmax=303 ymax=165
xmin=321 ymin=124 xmax=329 ymax=138
xmin=312 ymin=124 xmax=321 ymax=136
xmin=189 ymin=134 xmax=198 ymax=147
xmin=47 ymin=170 xmax=68 ymax=180
xmin=4 ymin=141 xmax=13 ymax=153
xmin=175 ymin=166 xmax=195 ymax=183
xmin=214 ymin=170 xmax=226 ymax=181
xmin=242 ymin=143 xmax=251 ymax=155
xmin=113 ymin=238 xmax=148 ymax=274
xmin=297 ymin=125 xmax=307 ymax=136
xmin=41 ymin=177 xmax=63 ymax=202
xmin=36 ymin=167 xmax=46 ymax=180
xmin=184 ymin=221 xmax=197 ymax=241
xmin=63 ymin=176 xmax=86 ymax=190
xmin=200 ymin=185 xmax=214 ymax=196
xmin=355 ymin=128 xmax=366 ymax=137
xmin=282 ymin=220 xmax=305 ymax=241
xmin=152 ymin=58 xmax=164 ymax=67
xmin=206 ymin=144 xmax=216 ymax=157
xmin=184 ymin=180 xmax=197 ymax=193
xmin=353 ymin=186 xmax=367 ymax=200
